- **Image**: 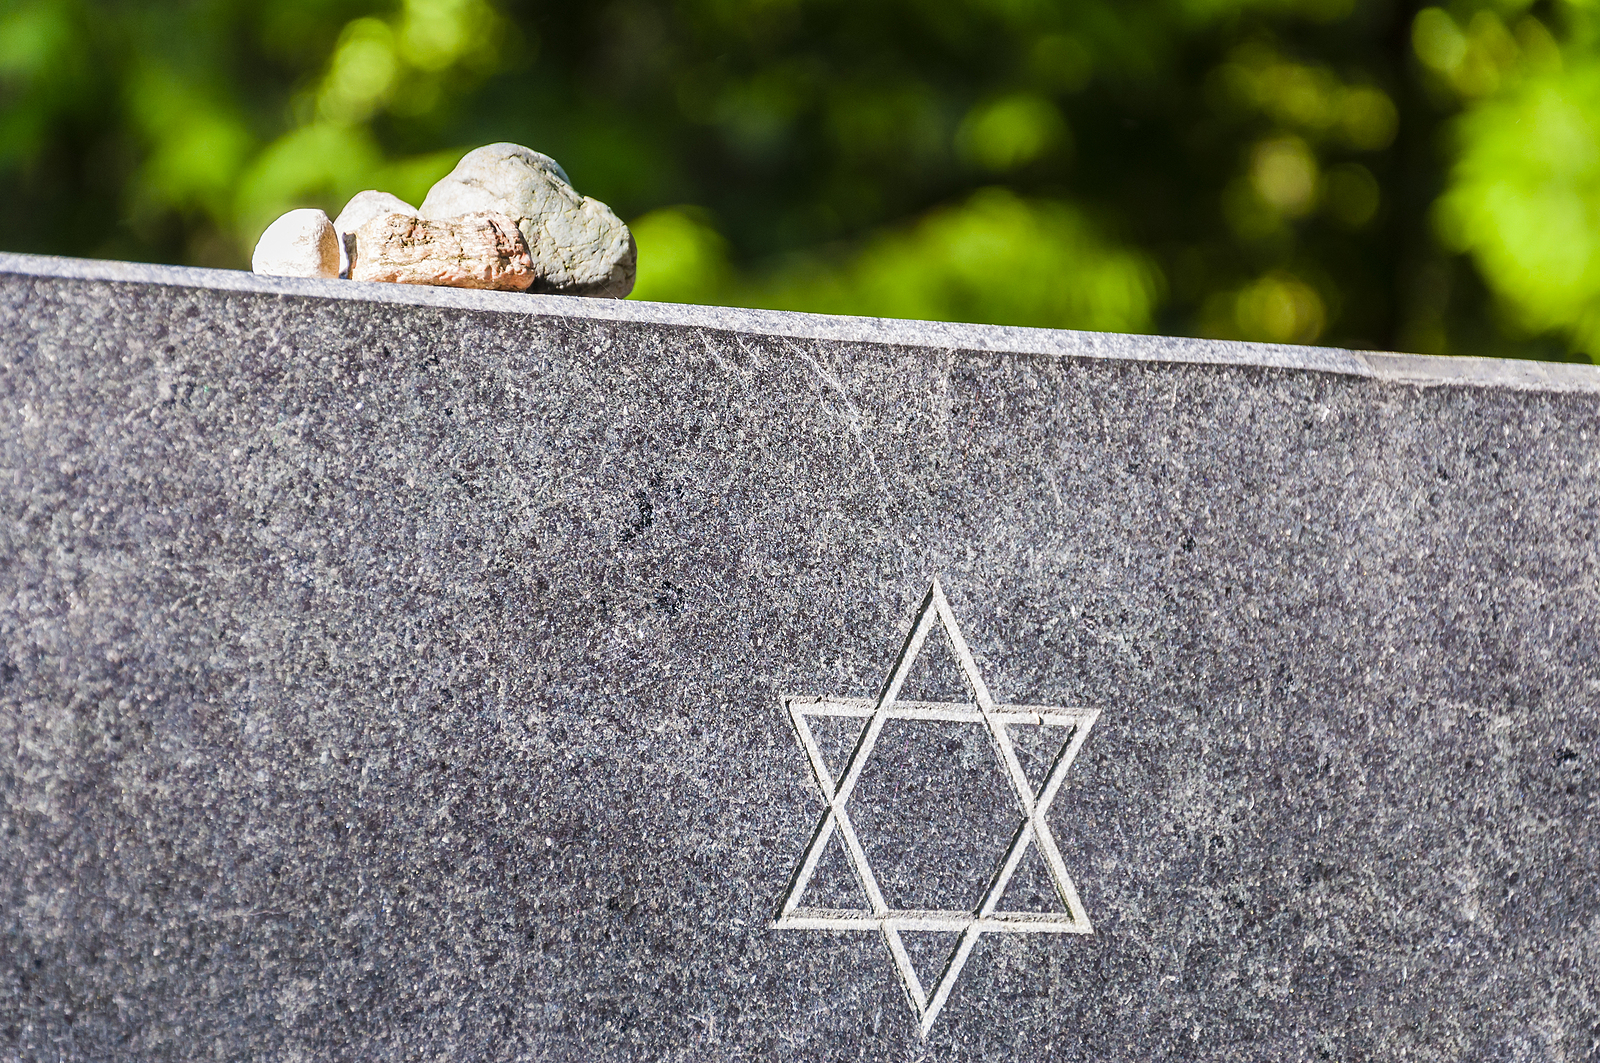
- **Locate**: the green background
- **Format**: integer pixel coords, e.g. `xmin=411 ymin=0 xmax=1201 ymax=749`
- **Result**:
xmin=4 ymin=0 xmax=1599 ymax=360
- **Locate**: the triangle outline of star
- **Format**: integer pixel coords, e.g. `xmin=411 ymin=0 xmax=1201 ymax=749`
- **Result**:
xmin=772 ymin=579 xmax=1100 ymax=1035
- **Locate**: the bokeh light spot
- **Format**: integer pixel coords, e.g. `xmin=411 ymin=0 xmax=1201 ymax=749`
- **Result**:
xmin=628 ymin=206 xmax=730 ymax=304
xmin=956 ymin=94 xmax=1068 ymax=172
xmin=319 ymin=19 xmax=399 ymax=122
xmin=1251 ymin=137 xmax=1318 ymax=217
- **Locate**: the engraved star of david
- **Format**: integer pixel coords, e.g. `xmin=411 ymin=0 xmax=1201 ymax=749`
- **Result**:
xmin=773 ymin=579 xmax=1100 ymax=1035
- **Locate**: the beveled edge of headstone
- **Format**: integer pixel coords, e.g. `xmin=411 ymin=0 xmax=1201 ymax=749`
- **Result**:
xmin=5 ymin=250 xmax=1599 ymax=394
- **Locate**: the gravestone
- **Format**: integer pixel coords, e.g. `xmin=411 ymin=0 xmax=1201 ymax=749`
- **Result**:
xmin=2 ymin=251 xmax=1598 ymax=1061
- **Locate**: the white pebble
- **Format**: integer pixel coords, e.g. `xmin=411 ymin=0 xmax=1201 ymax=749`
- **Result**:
xmin=251 ymin=208 xmax=340 ymax=279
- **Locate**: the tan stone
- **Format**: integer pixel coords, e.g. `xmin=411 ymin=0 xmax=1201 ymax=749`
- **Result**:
xmin=348 ymin=211 xmax=535 ymax=291
xmin=333 ymin=191 xmax=418 ymax=277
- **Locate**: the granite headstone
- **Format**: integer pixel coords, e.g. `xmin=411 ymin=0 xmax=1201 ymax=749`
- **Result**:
xmin=2 ymin=252 xmax=1598 ymax=1061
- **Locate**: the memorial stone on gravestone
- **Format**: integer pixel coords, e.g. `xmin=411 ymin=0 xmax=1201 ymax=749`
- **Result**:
xmin=1 ymin=251 xmax=1598 ymax=1061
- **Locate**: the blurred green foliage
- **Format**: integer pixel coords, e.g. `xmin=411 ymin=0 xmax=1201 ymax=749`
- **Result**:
xmin=4 ymin=0 xmax=1600 ymax=358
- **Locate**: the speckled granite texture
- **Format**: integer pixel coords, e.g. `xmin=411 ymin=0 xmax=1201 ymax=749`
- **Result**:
xmin=1 ymin=252 xmax=1598 ymax=1062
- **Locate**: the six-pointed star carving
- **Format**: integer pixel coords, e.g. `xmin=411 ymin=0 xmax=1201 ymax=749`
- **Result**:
xmin=773 ymin=579 xmax=1100 ymax=1035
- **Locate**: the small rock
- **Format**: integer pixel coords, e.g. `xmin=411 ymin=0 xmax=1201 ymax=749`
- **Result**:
xmin=419 ymin=143 xmax=635 ymax=298
xmin=251 ymin=209 xmax=340 ymax=279
xmin=333 ymin=191 xmax=418 ymax=278
xmin=348 ymin=211 xmax=535 ymax=291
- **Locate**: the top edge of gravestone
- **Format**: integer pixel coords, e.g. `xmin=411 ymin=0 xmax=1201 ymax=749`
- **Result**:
xmin=6 ymin=250 xmax=1599 ymax=394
